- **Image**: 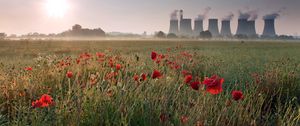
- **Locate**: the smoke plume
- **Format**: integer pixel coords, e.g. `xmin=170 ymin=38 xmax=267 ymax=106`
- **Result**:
xmin=222 ymin=12 xmax=234 ymax=21
xmin=263 ymin=7 xmax=286 ymax=20
xmin=238 ymin=9 xmax=258 ymax=20
xmin=195 ymin=7 xmax=212 ymax=21
xmin=170 ymin=10 xmax=178 ymax=20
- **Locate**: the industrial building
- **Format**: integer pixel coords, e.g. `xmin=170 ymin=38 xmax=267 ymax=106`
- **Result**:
xmin=168 ymin=9 xmax=278 ymax=38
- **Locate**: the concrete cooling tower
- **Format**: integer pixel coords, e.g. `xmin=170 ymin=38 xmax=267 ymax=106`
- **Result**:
xmin=262 ymin=19 xmax=276 ymax=37
xmin=169 ymin=20 xmax=179 ymax=35
xmin=236 ymin=19 xmax=248 ymax=35
xmin=194 ymin=20 xmax=204 ymax=36
xmin=180 ymin=19 xmax=193 ymax=36
xmin=178 ymin=10 xmax=193 ymax=36
xmin=208 ymin=19 xmax=219 ymax=37
xmin=247 ymin=21 xmax=257 ymax=36
xmin=220 ymin=20 xmax=232 ymax=37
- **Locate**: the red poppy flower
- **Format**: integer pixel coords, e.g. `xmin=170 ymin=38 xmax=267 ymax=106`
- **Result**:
xmin=116 ymin=64 xmax=122 ymax=70
xmin=152 ymin=70 xmax=162 ymax=79
xmin=133 ymin=75 xmax=139 ymax=81
xmin=66 ymin=71 xmax=73 ymax=78
xmin=181 ymin=70 xmax=191 ymax=76
xmin=76 ymin=59 xmax=80 ymax=64
xmin=180 ymin=116 xmax=189 ymax=124
xmin=160 ymin=113 xmax=169 ymax=122
xmin=25 ymin=67 xmax=32 ymax=71
xmin=184 ymin=75 xmax=193 ymax=83
xmin=32 ymin=94 xmax=54 ymax=108
xmin=203 ymin=75 xmax=224 ymax=95
xmin=32 ymin=100 xmax=43 ymax=108
xmin=39 ymin=94 xmax=54 ymax=107
xmin=141 ymin=73 xmax=147 ymax=81
xmin=231 ymin=90 xmax=244 ymax=101
xmin=151 ymin=51 xmax=157 ymax=60
xmin=190 ymin=81 xmax=200 ymax=90
xmin=96 ymin=52 xmax=105 ymax=58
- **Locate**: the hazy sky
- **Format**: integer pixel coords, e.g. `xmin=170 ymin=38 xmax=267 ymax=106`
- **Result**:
xmin=0 ymin=0 xmax=299 ymax=35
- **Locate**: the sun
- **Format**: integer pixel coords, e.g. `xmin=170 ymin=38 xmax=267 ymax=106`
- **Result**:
xmin=45 ymin=0 xmax=69 ymax=18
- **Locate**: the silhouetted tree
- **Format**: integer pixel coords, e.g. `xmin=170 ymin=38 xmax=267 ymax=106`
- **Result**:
xmin=155 ymin=31 xmax=166 ymax=38
xmin=200 ymin=30 xmax=212 ymax=39
xmin=0 ymin=33 xmax=7 ymax=39
xmin=167 ymin=33 xmax=177 ymax=38
xmin=234 ymin=34 xmax=248 ymax=39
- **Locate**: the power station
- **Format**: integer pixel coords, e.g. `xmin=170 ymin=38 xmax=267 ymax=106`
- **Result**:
xmin=168 ymin=9 xmax=278 ymax=38
xmin=208 ymin=19 xmax=220 ymax=37
xmin=262 ymin=19 xmax=276 ymax=37
xmin=220 ymin=20 xmax=232 ymax=37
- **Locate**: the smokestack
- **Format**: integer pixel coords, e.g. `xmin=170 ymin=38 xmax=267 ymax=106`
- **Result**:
xmin=208 ymin=19 xmax=219 ymax=37
xmin=236 ymin=19 xmax=248 ymax=35
xmin=247 ymin=20 xmax=257 ymax=36
xmin=169 ymin=20 xmax=179 ymax=35
xmin=180 ymin=10 xmax=183 ymax=21
xmin=220 ymin=20 xmax=232 ymax=37
xmin=262 ymin=19 xmax=276 ymax=37
xmin=180 ymin=19 xmax=193 ymax=36
xmin=194 ymin=20 xmax=203 ymax=36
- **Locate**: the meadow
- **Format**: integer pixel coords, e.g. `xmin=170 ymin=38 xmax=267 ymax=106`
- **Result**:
xmin=0 ymin=39 xmax=300 ymax=125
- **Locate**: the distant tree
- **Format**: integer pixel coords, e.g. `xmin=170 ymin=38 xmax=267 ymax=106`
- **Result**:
xmin=0 ymin=33 xmax=7 ymax=39
xmin=277 ymin=35 xmax=294 ymax=40
xmin=234 ymin=34 xmax=248 ymax=39
xmin=167 ymin=33 xmax=178 ymax=38
xmin=199 ymin=30 xmax=212 ymax=39
xmin=155 ymin=31 xmax=166 ymax=38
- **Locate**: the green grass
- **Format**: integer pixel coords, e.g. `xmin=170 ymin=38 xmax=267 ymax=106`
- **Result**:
xmin=0 ymin=39 xmax=300 ymax=125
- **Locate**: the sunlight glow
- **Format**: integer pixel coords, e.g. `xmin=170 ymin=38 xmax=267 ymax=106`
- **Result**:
xmin=46 ymin=0 xmax=69 ymax=18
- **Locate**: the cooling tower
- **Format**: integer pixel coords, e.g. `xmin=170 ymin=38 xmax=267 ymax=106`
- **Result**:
xmin=180 ymin=19 xmax=193 ymax=36
xmin=208 ymin=19 xmax=219 ymax=37
xmin=247 ymin=20 xmax=257 ymax=36
xmin=262 ymin=19 xmax=276 ymax=37
xmin=169 ymin=20 xmax=179 ymax=35
xmin=236 ymin=19 xmax=248 ymax=35
xmin=220 ymin=20 xmax=232 ymax=37
xmin=194 ymin=20 xmax=204 ymax=36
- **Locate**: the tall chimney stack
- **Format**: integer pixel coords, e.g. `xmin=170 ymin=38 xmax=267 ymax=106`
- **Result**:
xmin=262 ymin=19 xmax=276 ymax=37
xmin=220 ymin=20 xmax=232 ymax=37
xmin=208 ymin=19 xmax=220 ymax=37
xmin=180 ymin=10 xmax=183 ymax=21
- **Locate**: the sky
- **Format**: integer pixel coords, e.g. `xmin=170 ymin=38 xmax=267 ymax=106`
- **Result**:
xmin=0 ymin=0 xmax=299 ymax=36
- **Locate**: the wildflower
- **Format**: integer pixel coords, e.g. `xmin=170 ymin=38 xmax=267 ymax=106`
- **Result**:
xmin=116 ymin=64 xmax=122 ymax=71
xmin=184 ymin=75 xmax=193 ymax=83
xmin=190 ymin=81 xmax=200 ymax=90
xmin=66 ymin=71 xmax=73 ymax=78
xmin=181 ymin=70 xmax=191 ymax=76
xmin=231 ymin=90 xmax=244 ymax=101
xmin=39 ymin=94 xmax=54 ymax=107
xmin=203 ymin=75 xmax=224 ymax=95
xmin=96 ymin=52 xmax=105 ymax=58
xmin=151 ymin=51 xmax=157 ymax=60
xmin=160 ymin=113 xmax=169 ymax=122
xmin=152 ymin=70 xmax=162 ymax=79
xmin=133 ymin=75 xmax=139 ymax=82
xmin=32 ymin=100 xmax=43 ymax=108
xmin=32 ymin=94 xmax=54 ymax=108
xmin=141 ymin=73 xmax=147 ymax=81
xmin=180 ymin=115 xmax=189 ymax=124
xmin=25 ymin=67 xmax=33 ymax=71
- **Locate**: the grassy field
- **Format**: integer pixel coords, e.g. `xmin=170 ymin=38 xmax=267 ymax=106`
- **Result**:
xmin=0 ymin=40 xmax=300 ymax=125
